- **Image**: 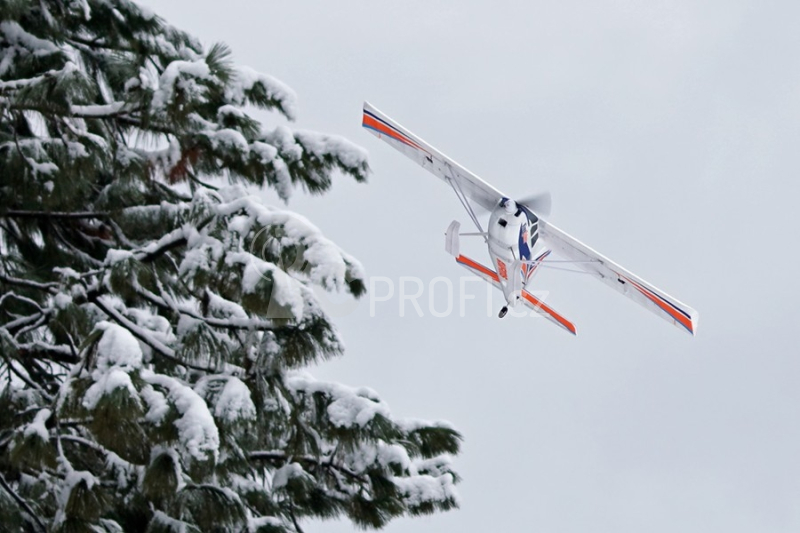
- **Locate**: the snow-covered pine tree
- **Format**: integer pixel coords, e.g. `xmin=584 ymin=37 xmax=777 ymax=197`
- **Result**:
xmin=0 ymin=1 xmax=461 ymax=531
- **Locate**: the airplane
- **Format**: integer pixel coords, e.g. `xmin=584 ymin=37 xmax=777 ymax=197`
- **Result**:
xmin=361 ymin=102 xmax=698 ymax=336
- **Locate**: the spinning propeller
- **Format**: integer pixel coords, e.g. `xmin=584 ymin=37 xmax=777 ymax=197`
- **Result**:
xmin=515 ymin=191 xmax=551 ymax=217
xmin=491 ymin=191 xmax=552 ymax=217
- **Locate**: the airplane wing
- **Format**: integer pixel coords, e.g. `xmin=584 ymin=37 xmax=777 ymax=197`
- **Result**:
xmin=362 ymin=102 xmax=505 ymax=211
xmin=539 ymin=219 xmax=698 ymax=335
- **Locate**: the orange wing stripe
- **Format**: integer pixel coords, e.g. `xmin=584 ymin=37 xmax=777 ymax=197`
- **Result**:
xmin=456 ymin=255 xmax=499 ymax=282
xmin=522 ymin=290 xmax=577 ymax=335
xmin=624 ymin=278 xmax=694 ymax=334
xmin=362 ymin=115 xmax=427 ymax=153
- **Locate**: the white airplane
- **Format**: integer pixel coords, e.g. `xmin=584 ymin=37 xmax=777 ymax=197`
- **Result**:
xmin=362 ymin=102 xmax=698 ymax=336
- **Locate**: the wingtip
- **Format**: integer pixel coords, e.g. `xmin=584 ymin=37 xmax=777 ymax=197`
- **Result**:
xmin=363 ymin=100 xmax=377 ymax=115
xmin=361 ymin=102 xmax=372 ymax=130
xmin=689 ymin=314 xmax=699 ymax=336
xmin=682 ymin=308 xmax=699 ymax=336
xmin=564 ymin=321 xmax=578 ymax=336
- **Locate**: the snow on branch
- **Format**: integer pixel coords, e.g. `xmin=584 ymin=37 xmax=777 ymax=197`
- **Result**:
xmin=70 ymin=101 xmax=130 ymax=117
xmin=294 ymin=130 xmax=370 ymax=177
xmin=150 ymin=59 xmax=211 ymax=114
xmin=0 ymin=472 xmax=47 ymax=533
xmin=194 ymin=375 xmax=256 ymax=424
xmin=141 ymin=370 xmax=220 ymax=463
xmin=391 ymin=473 xmax=460 ymax=508
xmin=81 ymin=322 xmax=143 ymax=410
xmin=0 ymin=20 xmax=59 ymax=56
xmin=216 ymin=186 xmax=366 ymax=293
xmin=225 ymin=66 xmax=297 ymax=120
xmin=285 ymin=372 xmax=389 ymax=429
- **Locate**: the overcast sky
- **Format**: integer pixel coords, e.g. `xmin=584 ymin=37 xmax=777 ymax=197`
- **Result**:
xmin=149 ymin=2 xmax=800 ymax=531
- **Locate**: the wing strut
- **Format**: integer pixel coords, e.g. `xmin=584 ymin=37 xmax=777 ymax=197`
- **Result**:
xmin=445 ymin=162 xmax=484 ymax=234
xmin=518 ymin=257 xmax=602 ymax=274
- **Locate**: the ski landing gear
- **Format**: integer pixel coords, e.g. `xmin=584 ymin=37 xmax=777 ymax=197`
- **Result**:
xmin=498 ymin=306 xmax=508 ymax=318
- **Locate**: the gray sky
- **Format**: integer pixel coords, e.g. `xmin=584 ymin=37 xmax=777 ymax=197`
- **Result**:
xmin=150 ymin=1 xmax=800 ymax=531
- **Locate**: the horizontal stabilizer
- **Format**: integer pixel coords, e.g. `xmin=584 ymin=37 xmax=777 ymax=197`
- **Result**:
xmin=521 ymin=290 xmax=577 ymax=336
xmin=455 ymin=254 xmax=577 ymax=335
xmin=455 ymin=254 xmax=498 ymax=285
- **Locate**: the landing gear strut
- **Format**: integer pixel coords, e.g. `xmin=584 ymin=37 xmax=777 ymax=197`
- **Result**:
xmin=498 ymin=306 xmax=508 ymax=318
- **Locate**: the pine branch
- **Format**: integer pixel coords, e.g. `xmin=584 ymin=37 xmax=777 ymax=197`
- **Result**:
xmin=90 ymin=294 xmax=216 ymax=372
xmin=2 ymin=310 xmax=52 ymax=337
xmin=249 ymin=451 xmax=367 ymax=484
xmin=288 ymin=504 xmax=305 ymax=533
xmin=16 ymin=341 xmax=79 ymax=365
xmin=58 ymin=419 xmax=95 ymax=428
xmin=134 ymin=215 xmax=213 ymax=263
xmin=154 ymin=181 xmax=192 ymax=202
xmin=0 ymin=273 xmax=59 ymax=293
xmin=0 ymin=473 xmax=47 ymax=533
xmin=65 ymin=36 xmax=135 ymax=54
xmin=115 ymin=115 xmax=176 ymax=136
xmin=13 ymin=312 xmax=49 ymax=339
xmin=134 ymin=283 xmax=278 ymax=332
xmin=0 ymin=335 xmax=54 ymax=401
xmin=70 ymin=101 xmax=133 ymax=118
xmin=138 ymin=237 xmax=187 ymax=263
xmin=0 ymin=291 xmax=45 ymax=312
xmin=105 ymin=219 xmax=137 ymax=249
xmin=135 ymin=227 xmax=189 ymax=263
xmin=58 ymin=434 xmax=140 ymax=471
xmin=0 ymin=97 xmax=144 ymax=123
xmin=52 ymin=226 xmax=106 ymax=267
xmin=0 ymin=210 xmax=111 ymax=220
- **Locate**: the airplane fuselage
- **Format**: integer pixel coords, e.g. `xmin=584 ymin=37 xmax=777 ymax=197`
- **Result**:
xmin=487 ymin=199 xmax=548 ymax=311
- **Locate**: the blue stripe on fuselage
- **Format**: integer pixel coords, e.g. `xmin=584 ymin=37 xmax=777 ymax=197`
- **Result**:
xmin=518 ymin=211 xmax=531 ymax=261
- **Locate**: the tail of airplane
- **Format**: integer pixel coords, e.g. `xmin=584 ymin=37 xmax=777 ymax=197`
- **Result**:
xmin=455 ymin=254 xmax=577 ymax=335
xmin=455 ymin=254 xmax=499 ymax=286
xmin=520 ymin=289 xmax=577 ymax=336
